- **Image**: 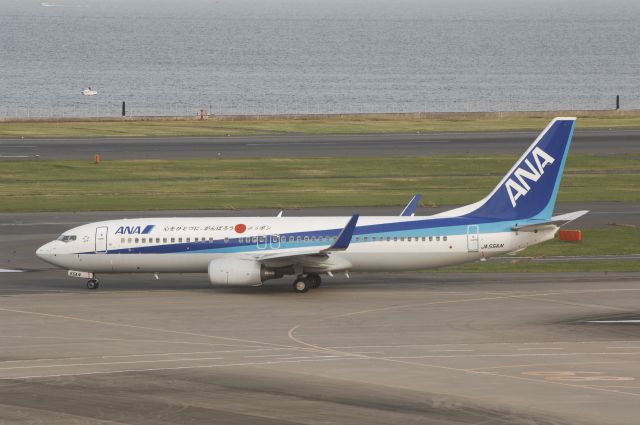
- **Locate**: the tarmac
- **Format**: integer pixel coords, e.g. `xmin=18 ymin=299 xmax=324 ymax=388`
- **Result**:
xmin=1 ymin=129 xmax=639 ymax=424
xmin=1 ymin=128 xmax=640 ymax=159
xmin=2 ymin=270 xmax=640 ymax=424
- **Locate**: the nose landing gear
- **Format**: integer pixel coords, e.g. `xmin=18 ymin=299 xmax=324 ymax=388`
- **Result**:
xmin=86 ymin=278 xmax=100 ymax=290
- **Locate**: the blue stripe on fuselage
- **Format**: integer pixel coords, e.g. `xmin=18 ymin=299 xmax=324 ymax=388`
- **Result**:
xmin=83 ymin=216 xmax=528 ymax=255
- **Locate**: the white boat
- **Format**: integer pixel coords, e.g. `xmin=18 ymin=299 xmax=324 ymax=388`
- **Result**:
xmin=82 ymin=87 xmax=98 ymax=96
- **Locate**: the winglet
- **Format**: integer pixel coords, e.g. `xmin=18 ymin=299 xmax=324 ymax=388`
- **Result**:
xmin=325 ymin=214 xmax=359 ymax=251
xmin=400 ymin=194 xmax=421 ymax=216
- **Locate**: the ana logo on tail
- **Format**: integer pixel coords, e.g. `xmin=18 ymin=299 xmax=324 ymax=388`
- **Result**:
xmin=504 ymin=147 xmax=555 ymax=207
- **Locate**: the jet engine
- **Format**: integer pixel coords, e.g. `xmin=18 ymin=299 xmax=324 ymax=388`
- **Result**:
xmin=207 ymin=258 xmax=285 ymax=286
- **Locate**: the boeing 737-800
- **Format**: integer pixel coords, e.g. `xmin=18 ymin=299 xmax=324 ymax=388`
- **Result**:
xmin=36 ymin=118 xmax=587 ymax=292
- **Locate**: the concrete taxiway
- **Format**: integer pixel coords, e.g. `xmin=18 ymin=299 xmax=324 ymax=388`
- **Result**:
xmin=1 ymin=271 xmax=640 ymax=424
xmin=1 ymin=128 xmax=639 ymax=160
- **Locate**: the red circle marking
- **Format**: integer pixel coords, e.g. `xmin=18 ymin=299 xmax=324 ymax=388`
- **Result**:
xmin=235 ymin=224 xmax=247 ymax=234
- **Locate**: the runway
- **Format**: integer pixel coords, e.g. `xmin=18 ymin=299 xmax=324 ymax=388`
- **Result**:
xmin=1 ymin=128 xmax=640 ymax=159
xmin=1 ymin=271 xmax=640 ymax=424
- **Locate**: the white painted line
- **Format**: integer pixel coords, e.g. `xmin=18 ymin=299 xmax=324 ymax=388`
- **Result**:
xmin=0 ymin=357 xmax=366 ymax=380
xmin=608 ymin=347 xmax=640 ymax=349
xmin=387 ymin=351 xmax=640 ymax=359
xmin=246 ymin=142 xmax=331 ymax=146
xmin=243 ymin=354 xmax=295 ymax=358
xmin=429 ymin=349 xmax=474 ymax=352
xmin=0 ymin=155 xmax=31 ymax=158
xmin=587 ymin=320 xmax=640 ymax=324
xmin=0 ymin=347 xmax=307 ymax=365
xmin=517 ymin=347 xmax=564 ymax=351
xmin=0 ymin=357 xmax=226 ymax=371
xmin=284 ymin=355 xmax=344 ymax=360
xmin=0 ymin=269 xmax=24 ymax=273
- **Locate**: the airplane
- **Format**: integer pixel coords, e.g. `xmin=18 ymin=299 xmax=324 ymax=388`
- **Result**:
xmin=36 ymin=117 xmax=587 ymax=293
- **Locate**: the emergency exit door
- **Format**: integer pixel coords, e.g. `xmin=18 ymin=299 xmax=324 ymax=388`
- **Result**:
xmin=467 ymin=225 xmax=479 ymax=252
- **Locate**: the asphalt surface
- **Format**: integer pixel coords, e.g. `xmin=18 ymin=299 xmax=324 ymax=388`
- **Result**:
xmin=1 ymin=128 xmax=640 ymax=159
xmin=2 ymin=271 xmax=640 ymax=425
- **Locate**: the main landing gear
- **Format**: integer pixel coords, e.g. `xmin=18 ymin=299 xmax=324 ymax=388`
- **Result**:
xmin=86 ymin=278 xmax=100 ymax=290
xmin=292 ymin=273 xmax=321 ymax=293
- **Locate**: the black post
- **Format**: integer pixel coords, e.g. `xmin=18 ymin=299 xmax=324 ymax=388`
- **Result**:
xmin=122 ymin=101 xmax=126 ymax=117
xmin=616 ymin=95 xmax=620 ymax=110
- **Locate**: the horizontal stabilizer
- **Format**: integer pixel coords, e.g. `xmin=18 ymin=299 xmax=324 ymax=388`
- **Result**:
xmin=512 ymin=210 xmax=588 ymax=232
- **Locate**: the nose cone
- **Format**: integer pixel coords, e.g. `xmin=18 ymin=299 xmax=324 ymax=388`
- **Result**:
xmin=36 ymin=241 xmax=58 ymax=265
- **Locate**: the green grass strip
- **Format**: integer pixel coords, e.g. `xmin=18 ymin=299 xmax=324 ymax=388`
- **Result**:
xmin=1 ymin=154 xmax=638 ymax=212
xmin=2 ymin=113 xmax=640 ymax=137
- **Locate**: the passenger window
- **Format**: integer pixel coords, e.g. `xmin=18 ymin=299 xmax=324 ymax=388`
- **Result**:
xmin=135 ymin=238 xmax=139 ymax=243
xmin=429 ymin=236 xmax=433 ymax=242
xmin=422 ymin=237 xmax=426 ymax=241
xmin=186 ymin=238 xmax=190 ymax=243
xmin=209 ymin=237 xmax=213 ymax=242
xmin=393 ymin=237 xmax=398 ymax=241
xmin=171 ymin=238 xmax=175 ymax=243
xmin=141 ymin=238 xmax=146 ymax=243
xmin=443 ymin=236 xmax=448 ymax=241
xmin=386 ymin=237 xmax=391 ymax=241
xmin=224 ymin=237 xmax=229 ymax=244
xmin=194 ymin=238 xmax=198 ymax=242
xmin=364 ymin=237 xmax=368 ymax=241
xmin=355 ymin=237 xmax=360 ymax=241
xmin=120 ymin=238 xmax=125 ymax=243
xmin=156 ymin=238 xmax=160 ymax=243
xmin=178 ymin=238 xmax=183 ymax=243
xmin=400 ymin=237 xmax=405 ymax=241
xmin=436 ymin=236 xmax=440 ymax=241
xmin=304 ymin=236 xmax=309 ymax=242
xmin=163 ymin=238 xmax=167 ymax=243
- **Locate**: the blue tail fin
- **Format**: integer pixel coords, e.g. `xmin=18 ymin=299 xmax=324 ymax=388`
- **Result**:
xmin=463 ymin=117 xmax=576 ymax=221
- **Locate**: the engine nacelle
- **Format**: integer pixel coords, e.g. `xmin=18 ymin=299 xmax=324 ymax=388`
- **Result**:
xmin=208 ymin=258 xmax=269 ymax=286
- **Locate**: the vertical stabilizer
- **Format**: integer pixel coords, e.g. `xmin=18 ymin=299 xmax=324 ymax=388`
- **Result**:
xmin=436 ymin=118 xmax=576 ymax=221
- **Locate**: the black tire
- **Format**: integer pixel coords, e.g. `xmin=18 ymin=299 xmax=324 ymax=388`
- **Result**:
xmin=87 ymin=279 xmax=99 ymax=290
xmin=308 ymin=274 xmax=322 ymax=288
xmin=293 ymin=279 xmax=309 ymax=293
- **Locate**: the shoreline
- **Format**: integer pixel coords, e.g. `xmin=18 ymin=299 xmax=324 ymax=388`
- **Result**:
xmin=2 ymin=108 xmax=640 ymax=123
xmin=2 ymin=109 xmax=640 ymax=138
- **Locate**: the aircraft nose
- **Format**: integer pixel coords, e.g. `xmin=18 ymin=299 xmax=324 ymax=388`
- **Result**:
xmin=36 ymin=241 xmax=57 ymax=262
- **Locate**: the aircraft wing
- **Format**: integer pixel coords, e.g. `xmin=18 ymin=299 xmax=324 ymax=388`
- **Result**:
xmin=512 ymin=210 xmax=589 ymax=232
xmin=400 ymin=194 xmax=421 ymax=216
xmin=246 ymin=214 xmax=359 ymax=270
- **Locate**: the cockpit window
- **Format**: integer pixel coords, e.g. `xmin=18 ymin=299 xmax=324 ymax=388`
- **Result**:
xmin=57 ymin=235 xmax=77 ymax=242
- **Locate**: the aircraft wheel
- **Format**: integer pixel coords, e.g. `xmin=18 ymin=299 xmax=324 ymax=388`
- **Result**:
xmin=308 ymin=274 xmax=322 ymax=288
xmin=293 ymin=278 xmax=309 ymax=293
xmin=86 ymin=279 xmax=99 ymax=290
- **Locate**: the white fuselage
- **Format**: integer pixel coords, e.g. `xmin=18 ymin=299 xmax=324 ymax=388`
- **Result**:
xmin=36 ymin=215 xmax=557 ymax=275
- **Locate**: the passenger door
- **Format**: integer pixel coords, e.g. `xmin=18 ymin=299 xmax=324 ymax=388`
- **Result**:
xmin=95 ymin=226 xmax=108 ymax=253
